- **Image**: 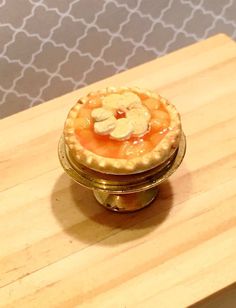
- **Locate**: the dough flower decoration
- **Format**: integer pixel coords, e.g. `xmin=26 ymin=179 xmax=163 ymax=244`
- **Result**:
xmin=91 ymin=92 xmax=151 ymax=140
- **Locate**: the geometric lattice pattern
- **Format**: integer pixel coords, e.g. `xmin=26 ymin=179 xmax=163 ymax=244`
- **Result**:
xmin=1 ymin=0 xmax=236 ymax=118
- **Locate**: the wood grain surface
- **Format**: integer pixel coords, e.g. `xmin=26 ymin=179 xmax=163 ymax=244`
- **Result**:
xmin=0 ymin=34 xmax=236 ymax=307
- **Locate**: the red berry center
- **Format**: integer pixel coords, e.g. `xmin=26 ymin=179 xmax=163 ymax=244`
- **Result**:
xmin=115 ymin=109 xmax=126 ymax=119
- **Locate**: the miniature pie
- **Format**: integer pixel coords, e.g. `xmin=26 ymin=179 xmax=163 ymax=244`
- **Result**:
xmin=64 ymin=87 xmax=182 ymax=174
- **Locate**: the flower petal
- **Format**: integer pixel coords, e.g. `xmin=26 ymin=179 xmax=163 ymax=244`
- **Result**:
xmin=102 ymin=94 xmax=122 ymax=110
xmin=129 ymin=117 xmax=149 ymax=136
xmin=123 ymin=92 xmax=141 ymax=108
xmin=126 ymin=106 xmax=151 ymax=121
xmin=102 ymin=92 xmax=141 ymax=111
xmin=94 ymin=116 xmax=116 ymax=135
xmin=91 ymin=107 xmax=114 ymax=121
xmin=110 ymin=118 xmax=133 ymax=140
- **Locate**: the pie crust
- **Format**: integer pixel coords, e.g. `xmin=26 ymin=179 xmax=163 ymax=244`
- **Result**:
xmin=64 ymin=86 xmax=182 ymax=174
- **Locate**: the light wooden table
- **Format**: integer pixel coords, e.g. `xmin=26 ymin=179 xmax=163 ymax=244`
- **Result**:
xmin=0 ymin=34 xmax=236 ymax=307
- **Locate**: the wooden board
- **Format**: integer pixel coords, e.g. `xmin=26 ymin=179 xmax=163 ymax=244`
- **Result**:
xmin=0 ymin=34 xmax=236 ymax=307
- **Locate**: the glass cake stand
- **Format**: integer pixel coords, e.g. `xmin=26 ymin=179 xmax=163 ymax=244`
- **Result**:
xmin=58 ymin=134 xmax=186 ymax=213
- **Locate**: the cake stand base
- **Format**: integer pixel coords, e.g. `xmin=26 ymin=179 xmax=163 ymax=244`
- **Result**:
xmin=93 ymin=187 xmax=158 ymax=212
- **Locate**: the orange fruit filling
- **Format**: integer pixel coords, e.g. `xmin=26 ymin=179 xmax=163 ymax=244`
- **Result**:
xmin=74 ymin=93 xmax=170 ymax=159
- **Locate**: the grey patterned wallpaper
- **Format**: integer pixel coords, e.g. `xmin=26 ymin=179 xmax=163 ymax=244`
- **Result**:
xmin=1 ymin=0 xmax=236 ymax=118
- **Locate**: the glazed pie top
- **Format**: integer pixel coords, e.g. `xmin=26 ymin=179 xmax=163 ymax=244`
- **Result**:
xmin=64 ymin=86 xmax=182 ymax=174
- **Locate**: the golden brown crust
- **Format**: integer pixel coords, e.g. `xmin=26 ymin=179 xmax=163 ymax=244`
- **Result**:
xmin=64 ymin=87 xmax=182 ymax=174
